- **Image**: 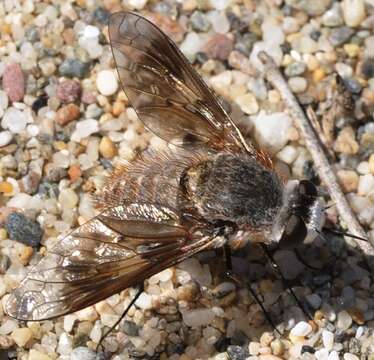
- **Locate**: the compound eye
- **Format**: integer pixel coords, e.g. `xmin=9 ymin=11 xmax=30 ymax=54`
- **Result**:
xmin=299 ymin=180 xmax=318 ymax=197
xmin=278 ymin=215 xmax=307 ymax=249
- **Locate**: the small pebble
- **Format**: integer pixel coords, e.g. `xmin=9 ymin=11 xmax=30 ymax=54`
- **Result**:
xmin=344 ymin=354 xmax=360 ymax=360
xmin=337 ymin=170 xmax=359 ymax=193
xmin=334 ymin=127 xmax=359 ymax=155
xmin=59 ymin=59 xmax=90 ymax=78
xmin=357 ymin=174 xmax=374 ymax=196
xmin=71 ymin=119 xmax=99 ymax=142
xmin=28 ymin=350 xmax=52 ymax=360
xmin=0 ymin=131 xmax=13 ymax=147
xmin=288 ymin=77 xmax=308 ymax=93
xmin=329 ymin=27 xmax=355 ymax=47
xmin=322 ymin=329 xmax=334 ymax=351
xmin=204 ymin=34 xmax=234 ymax=61
xmin=182 ymin=308 xmax=215 ymax=327
xmin=235 ymin=93 xmax=259 ymax=115
xmin=315 ymin=348 xmax=329 ymax=360
xmin=248 ymin=341 xmax=260 ymax=355
xmin=2 ymin=63 xmax=25 ymax=102
xmin=96 ymin=70 xmax=118 ymax=96
xmin=190 ymin=11 xmax=210 ymax=32
xmin=99 ymin=136 xmax=117 ymax=159
xmin=11 ymin=328 xmax=33 ymax=347
xmin=70 ymin=347 xmax=97 ymax=360
xmin=337 ymin=310 xmax=353 ymax=331
xmin=56 ymin=80 xmax=81 ymax=103
xmin=226 ymin=345 xmax=248 ymax=360
xmin=270 ymin=339 xmax=285 ymax=356
xmin=342 ymin=0 xmax=367 ymax=27
xmin=5 ymin=212 xmax=43 ymax=247
xmin=1 ymin=108 xmax=29 ymax=134
xmin=56 ymin=103 xmax=80 ymax=126
xmin=290 ymin=321 xmax=313 ymax=337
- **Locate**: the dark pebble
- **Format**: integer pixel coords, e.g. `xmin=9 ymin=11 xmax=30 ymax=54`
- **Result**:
xmin=190 ymin=11 xmax=211 ymax=32
xmin=230 ymin=330 xmax=247 ymax=346
xmin=38 ymin=182 xmax=60 ymax=199
xmin=361 ymin=59 xmax=374 ymax=79
xmin=45 ymin=166 xmax=68 ymax=182
xmin=310 ymin=29 xmax=321 ymax=41
xmin=227 ymin=345 xmax=248 ymax=360
xmin=25 ymin=26 xmax=40 ymax=42
xmin=5 ymin=212 xmax=43 ymax=247
xmin=329 ymin=26 xmax=354 ymax=47
xmin=301 ymin=345 xmax=315 ymax=354
xmin=343 ymin=78 xmax=362 ymax=94
xmin=215 ymin=336 xmax=231 ymax=352
xmin=0 ymin=254 xmax=11 ymax=274
xmin=166 ymin=343 xmax=185 ymax=355
xmin=227 ymin=12 xmax=248 ymax=33
xmin=234 ymin=33 xmax=257 ymax=56
xmin=122 ymin=320 xmax=139 ymax=336
xmin=93 ymin=7 xmax=110 ymax=24
xmin=348 ymin=337 xmax=361 ymax=354
xmin=195 ymin=52 xmax=209 ymax=64
xmin=32 ymin=94 xmax=48 ymax=112
xmin=59 ymin=59 xmax=90 ymax=78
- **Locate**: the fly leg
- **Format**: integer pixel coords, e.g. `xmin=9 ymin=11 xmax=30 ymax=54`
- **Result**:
xmin=96 ymin=283 xmax=144 ymax=352
xmin=223 ymin=244 xmax=281 ymax=335
xmin=260 ymin=244 xmax=312 ymax=320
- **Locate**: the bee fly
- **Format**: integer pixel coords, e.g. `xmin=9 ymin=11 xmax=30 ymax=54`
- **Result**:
xmin=6 ymin=11 xmax=325 ymax=340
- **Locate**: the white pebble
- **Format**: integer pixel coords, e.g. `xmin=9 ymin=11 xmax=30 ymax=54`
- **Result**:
xmin=235 ymin=93 xmax=259 ymax=115
xmin=148 ymin=268 xmax=173 ymax=284
xmin=207 ymin=11 xmax=230 ymax=34
xmin=276 ymin=145 xmax=299 ymax=164
xmin=315 ymin=348 xmax=329 ymax=360
xmin=322 ymin=329 xmax=334 ymax=350
xmin=57 ymin=332 xmax=73 ymax=355
xmin=96 ymin=70 xmax=118 ymax=96
xmin=357 ymin=161 xmax=370 ymax=175
xmin=178 ymin=258 xmax=212 ymax=286
xmin=89 ymin=321 xmax=102 ymax=343
xmin=71 ymin=119 xmax=99 ymax=142
xmin=251 ymin=111 xmax=293 ymax=154
xmin=127 ymin=0 xmax=148 ymax=10
xmin=290 ymin=321 xmax=313 ymax=337
xmin=344 ymin=354 xmax=359 ymax=360
xmin=71 ymin=347 xmax=96 ymax=360
xmin=82 ymin=25 xmax=100 ymax=39
xmin=180 ymin=32 xmax=204 ymax=59
xmin=210 ymin=71 xmax=232 ymax=91
xmin=342 ymin=0 xmax=366 ymax=27
xmin=250 ymin=42 xmax=283 ymax=71
xmin=135 ymin=292 xmax=153 ymax=310
xmin=0 ymin=131 xmax=13 ymax=147
xmin=328 ymin=351 xmax=340 ymax=360
xmin=1 ymin=108 xmax=28 ymax=134
xmin=358 ymin=174 xmax=374 ymax=196
xmin=0 ymin=319 xmax=19 ymax=335
xmin=262 ymin=18 xmax=285 ymax=46
xmin=63 ymin=314 xmax=77 ymax=333
xmin=209 ymin=0 xmax=230 ymax=10
xmin=337 ymin=310 xmax=353 ymax=331
xmin=288 ymin=77 xmax=308 ymax=93
xmin=182 ymin=308 xmax=215 ymax=327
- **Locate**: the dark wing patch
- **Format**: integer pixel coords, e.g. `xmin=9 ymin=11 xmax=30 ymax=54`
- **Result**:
xmin=109 ymin=11 xmax=255 ymax=154
xmin=5 ymin=203 xmax=214 ymax=321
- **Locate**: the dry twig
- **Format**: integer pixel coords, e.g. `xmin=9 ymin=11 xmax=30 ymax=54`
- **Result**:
xmin=257 ymin=51 xmax=373 ymax=257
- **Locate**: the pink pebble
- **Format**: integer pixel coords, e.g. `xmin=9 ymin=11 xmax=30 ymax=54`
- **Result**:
xmin=2 ymin=63 xmax=25 ymax=102
xmin=56 ymin=79 xmax=81 ymax=103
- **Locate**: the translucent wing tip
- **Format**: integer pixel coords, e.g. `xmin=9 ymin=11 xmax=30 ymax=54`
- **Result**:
xmin=5 ymin=287 xmax=41 ymax=321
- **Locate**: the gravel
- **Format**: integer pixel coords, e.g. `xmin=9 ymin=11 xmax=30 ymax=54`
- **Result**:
xmin=0 ymin=0 xmax=374 ymax=359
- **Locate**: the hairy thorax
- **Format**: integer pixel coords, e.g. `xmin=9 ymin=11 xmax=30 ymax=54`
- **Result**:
xmin=184 ymin=153 xmax=284 ymax=230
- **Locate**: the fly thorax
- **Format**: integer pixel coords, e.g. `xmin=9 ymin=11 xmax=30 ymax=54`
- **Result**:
xmin=184 ymin=153 xmax=283 ymax=228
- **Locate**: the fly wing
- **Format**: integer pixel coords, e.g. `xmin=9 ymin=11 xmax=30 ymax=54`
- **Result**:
xmin=109 ymin=11 xmax=256 ymax=155
xmin=5 ymin=203 xmax=213 ymax=321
